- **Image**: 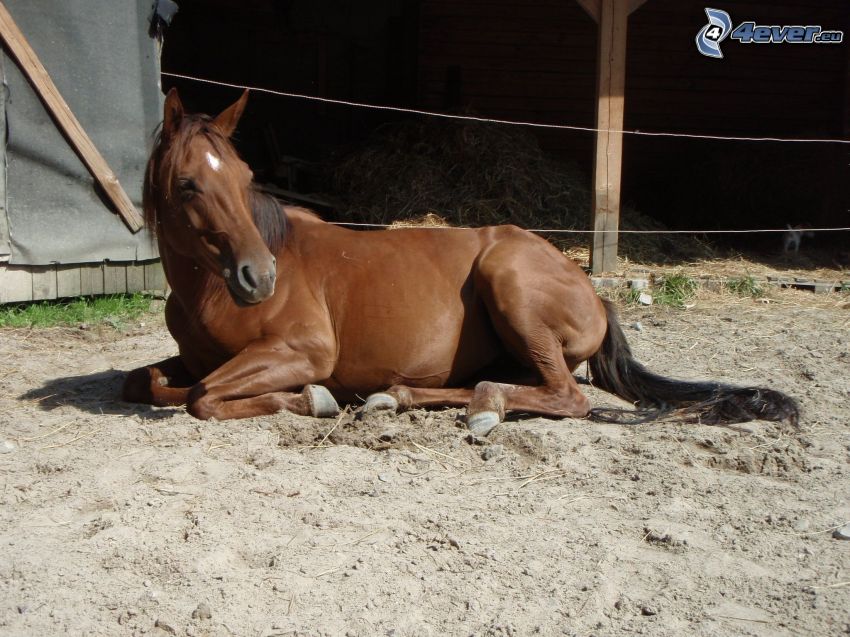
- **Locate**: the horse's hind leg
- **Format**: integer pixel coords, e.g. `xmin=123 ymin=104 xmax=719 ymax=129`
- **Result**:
xmin=461 ymin=234 xmax=606 ymax=430
xmin=363 ymin=246 xmax=604 ymax=433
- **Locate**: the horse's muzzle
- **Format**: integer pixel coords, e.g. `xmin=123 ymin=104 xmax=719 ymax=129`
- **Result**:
xmin=225 ymin=257 xmax=276 ymax=304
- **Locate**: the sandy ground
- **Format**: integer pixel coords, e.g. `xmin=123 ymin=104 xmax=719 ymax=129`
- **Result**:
xmin=1 ymin=290 xmax=849 ymax=637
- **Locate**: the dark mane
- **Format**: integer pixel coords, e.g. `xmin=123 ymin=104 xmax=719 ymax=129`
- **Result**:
xmin=143 ymin=114 xmax=287 ymax=253
xmin=249 ymin=188 xmax=287 ymax=254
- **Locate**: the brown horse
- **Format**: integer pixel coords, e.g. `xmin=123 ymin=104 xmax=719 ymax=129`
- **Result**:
xmin=123 ymin=89 xmax=799 ymax=432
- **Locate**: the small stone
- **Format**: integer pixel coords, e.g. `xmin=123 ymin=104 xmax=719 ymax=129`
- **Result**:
xmin=191 ymin=602 xmax=212 ymax=620
xmin=0 ymin=440 xmax=15 ymax=454
xmin=832 ymin=524 xmax=850 ymax=540
xmin=630 ymin=321 xmax=643 ymax=331
xmin=481 ymin=444 xmax=504 ymax=461
xmin=465 ymin=433 xmax=487 ymax=446
xmin=377 ymin=473 xmax=391 ymax=483
xmin=143 ymin=580 xmax=152 ymax=588
xmin=154 ymin=618 xmax=176 ymax=634
xmin=16 ymin=604 xmax=27 ymax=614
xmin=641 ymin=606 xmax=658 ymax=616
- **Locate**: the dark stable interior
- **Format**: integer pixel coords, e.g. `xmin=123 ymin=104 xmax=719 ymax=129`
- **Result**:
xmin=160 ymin=0 xmax=849 ymax=258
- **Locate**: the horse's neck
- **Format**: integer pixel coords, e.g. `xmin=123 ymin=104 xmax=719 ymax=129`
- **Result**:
xmin=159 ymin=242 xmax=225 ymax=305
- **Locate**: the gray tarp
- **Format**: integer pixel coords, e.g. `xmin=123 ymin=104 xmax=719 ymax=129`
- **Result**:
xmin=1 ymin=0 xmax=160 ymax=265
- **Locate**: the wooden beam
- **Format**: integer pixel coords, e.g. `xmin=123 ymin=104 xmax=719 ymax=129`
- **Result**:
xmin=628 ymin=0 xmax=649 ymax=15
xmin=0 ymin=2 xmax=144 ymax=233
xmin=574 ymin=0 xmax=600 ymax=23
xmin=590 ymin=0 xmax=627 ymax=274
xmin=844 ymin=25 xmax=850 ymax=137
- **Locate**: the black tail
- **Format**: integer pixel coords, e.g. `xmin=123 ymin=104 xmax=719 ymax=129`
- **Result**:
xmin=587 ymin=299 xmax=799 ymax=426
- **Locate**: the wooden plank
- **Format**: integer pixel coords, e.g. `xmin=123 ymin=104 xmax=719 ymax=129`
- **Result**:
xmin=103 ymin=263 xmax=127 ymax=294
xmin=56 ymin=265 xmax=81 ymax=299
xmin=0 ymin=1 xmax=143 ymax=233
xmin=126 ymin=264 xmax=146 ymax=293
xmin=590 ymin=0 xmax=627 ymax=274
xmin=30 ymin=265 xmax=57 ymax=300
xmin=574 ymin=0 xmax=600 ymax=22
xmin=1 ymin=262 xmax=166 ymax=304
xmin=0 ymin=264 xmax=33 ymax=303
xmin=79 ymin=264 xmax=104 ymax=296
xmin=144 ymin=262 xmax=167 ymax=293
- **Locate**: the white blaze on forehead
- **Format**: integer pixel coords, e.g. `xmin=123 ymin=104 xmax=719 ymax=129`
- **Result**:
xmin=205 ymin=151 xmax=222 ymax=172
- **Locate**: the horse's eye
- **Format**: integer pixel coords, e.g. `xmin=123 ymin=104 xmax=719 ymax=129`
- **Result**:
xmin=177 ymin=177 xmax=200 ymax=197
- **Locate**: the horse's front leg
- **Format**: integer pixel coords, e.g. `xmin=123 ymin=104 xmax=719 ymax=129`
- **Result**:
xmin=123 ymin=356 xmax=197 ymax=406
xmin=186 ymin=341 xmax=338 ymax=421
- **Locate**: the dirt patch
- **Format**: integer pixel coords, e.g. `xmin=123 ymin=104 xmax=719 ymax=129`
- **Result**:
xmin=1 ymin=288 xmax=849 ymax=636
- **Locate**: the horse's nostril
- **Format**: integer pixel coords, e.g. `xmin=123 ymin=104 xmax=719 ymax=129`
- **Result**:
xmin=241 ymin=264 xmax=258 ymax=290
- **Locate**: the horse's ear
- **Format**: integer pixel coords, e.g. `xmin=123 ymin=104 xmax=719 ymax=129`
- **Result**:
xmin=212 ymin=90 xmax=249 ymax=138
xmin=162 ymin=88 xmax=184 ymax=141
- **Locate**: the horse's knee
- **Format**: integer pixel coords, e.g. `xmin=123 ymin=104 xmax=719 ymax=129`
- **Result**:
xmin=187 ymin=385 xmax=217 ymax=420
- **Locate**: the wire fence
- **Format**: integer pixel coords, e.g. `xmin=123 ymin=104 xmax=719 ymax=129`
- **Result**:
xmin=164 ymin=71 xmax=850 ymax=236
xmin=163 ymin=71 xmax=850 ymax=146
xmin=329 ymin=221 xmax=850 ymax=234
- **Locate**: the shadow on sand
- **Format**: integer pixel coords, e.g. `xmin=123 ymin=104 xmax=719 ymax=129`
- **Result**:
xmin=19 ymin=369 xmax=181 ymax=420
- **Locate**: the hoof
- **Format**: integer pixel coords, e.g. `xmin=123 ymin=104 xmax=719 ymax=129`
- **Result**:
xmin=303 ymin=385 xmax=340 ymax=418
xmin=467 ymin=410 xmax=501 ymax=437
xmin=363 ymin=392 xmax=399 ymax=413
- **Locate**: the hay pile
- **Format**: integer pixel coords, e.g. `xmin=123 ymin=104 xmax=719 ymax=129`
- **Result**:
xmin=330 ymin=118 xmax=711 ymax=262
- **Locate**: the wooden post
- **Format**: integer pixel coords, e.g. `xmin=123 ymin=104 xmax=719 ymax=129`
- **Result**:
xmin=0 ymin=1 xmax=144 ymax=233
xmin=589 ymin=0 xmax=628 ymax=274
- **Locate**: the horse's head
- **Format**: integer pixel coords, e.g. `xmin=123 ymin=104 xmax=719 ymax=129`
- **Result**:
xmin=146 ymin=88 xmax=277 ymax=304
